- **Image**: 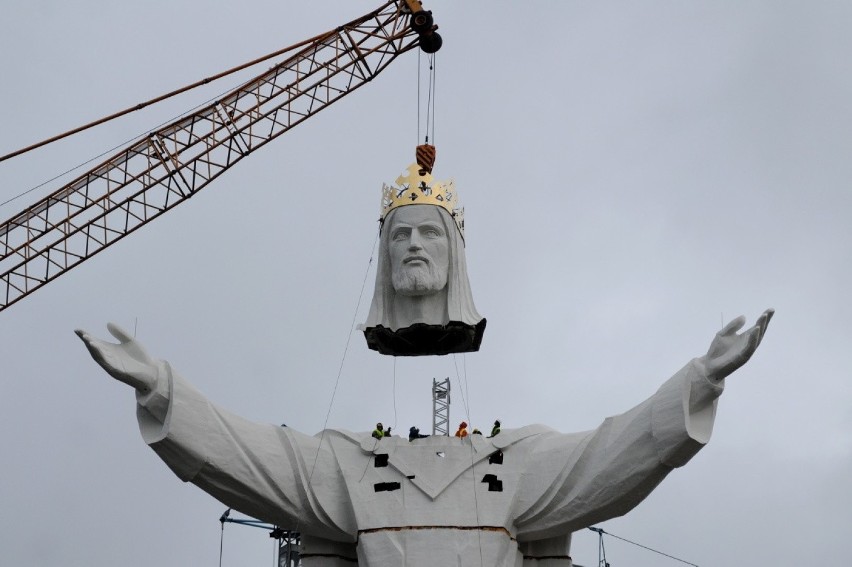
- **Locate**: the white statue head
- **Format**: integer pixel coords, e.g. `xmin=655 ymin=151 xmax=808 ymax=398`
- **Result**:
xmin=361 ymin=159 xmax=485 ymax=356
xmin=388 ymin=204 xmax=450 ymax=297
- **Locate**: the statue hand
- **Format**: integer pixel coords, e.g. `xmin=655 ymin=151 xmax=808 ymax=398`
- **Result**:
xmin=75 ymin=323 xmax=158 ymax=394
xmin=704 ymin=308 xmax=774 ymax=382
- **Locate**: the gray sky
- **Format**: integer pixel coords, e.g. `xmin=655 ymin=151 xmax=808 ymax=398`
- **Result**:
xmin=1 ymin=1 xmax=850 ymax=565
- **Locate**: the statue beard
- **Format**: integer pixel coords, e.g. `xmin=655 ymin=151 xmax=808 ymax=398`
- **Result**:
xmin=391 ymin=262 xmax=448 ymax=297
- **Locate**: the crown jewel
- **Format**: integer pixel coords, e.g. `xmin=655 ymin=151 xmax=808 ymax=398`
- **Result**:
xmin=380 ymin=149 xmax=464 ymax=237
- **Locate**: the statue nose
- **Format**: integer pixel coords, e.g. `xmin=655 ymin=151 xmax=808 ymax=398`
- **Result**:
xmin=408 ymin=231 xmax=424 ymax=249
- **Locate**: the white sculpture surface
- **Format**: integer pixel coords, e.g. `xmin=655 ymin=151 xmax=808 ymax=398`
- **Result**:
xmin=361 ymin=159 xmax=485 ymax=356
xmin=364 ymin=204 xmax=482 ymax=329
xmin=77 ymin=309 xmax=772 ymax=566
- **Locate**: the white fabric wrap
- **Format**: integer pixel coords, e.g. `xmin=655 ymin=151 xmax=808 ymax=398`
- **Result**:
xmin=133 ymin=357 xmax=722 ymax=566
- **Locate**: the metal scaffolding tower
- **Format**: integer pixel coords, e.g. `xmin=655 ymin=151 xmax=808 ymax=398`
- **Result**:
xmin=220 ymin=510 xmax=301 ymax=566
xmin=274 ymin=529 xmax=301 ymax=567
xmin=432 ymin=377 xmax=450 ymax=436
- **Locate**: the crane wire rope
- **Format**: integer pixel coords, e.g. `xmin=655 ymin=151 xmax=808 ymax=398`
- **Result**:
xmin=416 ymin=51 xmax=438 ymax=145
xmin=0 ymin=29 xmax=336 ymax=165
xmin=417 ymin=51 xmax=421 ymax=145
xmin=426 ymin=53 xmax=437 ymax=145
xmin=588 ymin=526 xmax=700 ymax=567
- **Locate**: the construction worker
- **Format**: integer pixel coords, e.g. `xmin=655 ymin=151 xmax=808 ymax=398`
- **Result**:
xmin=408 ymin=426 xmax=428 ymax=441
xmin=454 ymin=421 xmax=468 ymax=438
xmin=489 ymin=420 xmax=501 ymax=438
xmin=372 ymin=422 xmax=386 ymax=440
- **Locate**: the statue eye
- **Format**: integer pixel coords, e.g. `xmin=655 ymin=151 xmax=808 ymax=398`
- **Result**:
xmin=422 ymin=226 xmax=443 ymax=238
xmin=392 ymin=229 xmax=410 ymax=241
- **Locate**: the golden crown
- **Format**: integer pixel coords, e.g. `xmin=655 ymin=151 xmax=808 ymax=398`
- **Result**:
xmin=380 ymin=160 xmax=465 ymax=238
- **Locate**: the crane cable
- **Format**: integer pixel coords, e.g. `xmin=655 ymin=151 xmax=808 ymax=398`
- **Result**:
xmin=417 ymin=50 xmax=438 ymax=146
xmin=300 ymin=227 xmax=380 ymax=539
xmin=0 ymin=29 xmax=336 ymax=165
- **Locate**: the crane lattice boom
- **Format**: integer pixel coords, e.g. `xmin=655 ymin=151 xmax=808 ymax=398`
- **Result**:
xmin=0 ymin=0 xmax=423 ymax=312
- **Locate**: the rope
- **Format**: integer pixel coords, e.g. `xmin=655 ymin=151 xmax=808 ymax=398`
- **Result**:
xmin=452 ymin=354 xmax=471 ymax=422
xmin=305 ymin=227 xmax=379 ymax=495
xmin=452 ymin=352 xmax=483 ymax=566
xmin=588 ymin=526 xmax=700 ymax=566
xmin=465 ymin=416 xmax=485 ymax=567
xmin=393 ymin=357 xmax=398 ymax=432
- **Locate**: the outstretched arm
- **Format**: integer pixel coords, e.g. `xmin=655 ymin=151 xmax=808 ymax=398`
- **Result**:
xmin=74 ymin=323 xmax=350 ymax=536
xmin=75 ymin=323 xmax=158 ymax=394
xmin=515 ymin=309 xmax=775 ymax=538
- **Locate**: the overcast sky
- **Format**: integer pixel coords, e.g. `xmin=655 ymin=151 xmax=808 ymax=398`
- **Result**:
xmin=1 ymin=1 xmax=850 ymax=566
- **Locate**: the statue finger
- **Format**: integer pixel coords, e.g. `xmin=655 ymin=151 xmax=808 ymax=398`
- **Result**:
xmin=106 ymin=322 xmax=134 ymax=344
xmin=718 ymin=315 xmax=746 ymax=336
xmin=74 ymin=328 xmax=92 ymax=345
xmin=75 ymin=329 xmax=107 ymax=359
xmin=749 ymin=325 xmax=761 ymax=352
xmin=757 ymin=308 xmax=774 ymax=342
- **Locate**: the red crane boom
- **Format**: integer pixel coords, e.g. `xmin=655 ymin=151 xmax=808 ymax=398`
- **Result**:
xmin=0 ymin=0 xmax=439 ymax=312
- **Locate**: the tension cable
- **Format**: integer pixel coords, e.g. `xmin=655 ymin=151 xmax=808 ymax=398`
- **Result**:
xmin=588 ymin=526 xmax=700 ymax=567
xmin=0 ymin=29 xmax=336 ymax=164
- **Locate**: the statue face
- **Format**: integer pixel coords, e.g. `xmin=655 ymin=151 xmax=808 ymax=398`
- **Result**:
xmin=388 ymin=205 xmax=449 ymax=296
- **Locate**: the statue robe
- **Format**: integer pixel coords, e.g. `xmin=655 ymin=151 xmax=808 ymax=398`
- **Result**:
xmin=135 ymin=358 xmax=722 ymax=566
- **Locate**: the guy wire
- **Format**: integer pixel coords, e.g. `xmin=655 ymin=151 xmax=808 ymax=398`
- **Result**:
xmin=588 ymin=526 xmax=700 ymax=566
xmin=304 ymin=227 xmax=380 ymax=514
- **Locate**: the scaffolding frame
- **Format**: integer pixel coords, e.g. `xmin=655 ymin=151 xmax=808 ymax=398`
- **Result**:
xmin=432 ymin=377 xmax=450 ymax=436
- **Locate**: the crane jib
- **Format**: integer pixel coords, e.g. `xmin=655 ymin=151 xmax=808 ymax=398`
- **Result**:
xmin=0 ymin=1 xmax=440 ymax=312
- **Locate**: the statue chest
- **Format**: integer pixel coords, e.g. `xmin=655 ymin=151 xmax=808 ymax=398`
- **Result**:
xmin=330 ymin=435 xmax=527 ymax=531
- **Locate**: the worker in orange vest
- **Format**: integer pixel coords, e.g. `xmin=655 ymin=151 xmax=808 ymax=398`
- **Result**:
xmin=454 ymin=421 xmax=468 ymax=438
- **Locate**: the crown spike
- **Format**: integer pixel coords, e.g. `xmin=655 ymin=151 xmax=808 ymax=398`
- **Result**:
xmin=379 ymin=147 xmax=464 ymax=238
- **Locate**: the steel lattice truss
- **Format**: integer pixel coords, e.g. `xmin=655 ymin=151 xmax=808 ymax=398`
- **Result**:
xmin=432 ymin=377 xmax=450 ymax=436
xmin=0 ymin=0 xmax=417 ymax=312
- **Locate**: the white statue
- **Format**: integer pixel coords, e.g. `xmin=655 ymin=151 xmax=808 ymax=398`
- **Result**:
xmin=76 ymin=308 xmax=772 ymax=566
xmin=361 ymin=162 xmax=485 ymax=355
